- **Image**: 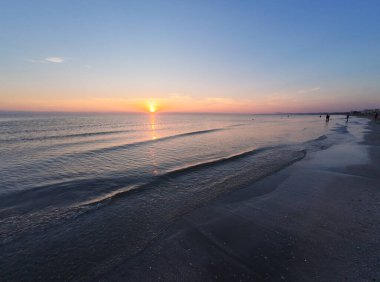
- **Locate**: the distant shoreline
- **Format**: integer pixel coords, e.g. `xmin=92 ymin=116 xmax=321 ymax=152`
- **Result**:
xmin=0 ymin=110 xmax=369 ymax=115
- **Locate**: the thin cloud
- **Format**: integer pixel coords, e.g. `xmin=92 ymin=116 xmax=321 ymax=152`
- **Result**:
xmin=297 ymin=87 xmax=320 ymax=94
xmin=28 ymin=57 xmax=65 ymax=64
xmin=45 ymin=57 xmax=64 ymax=63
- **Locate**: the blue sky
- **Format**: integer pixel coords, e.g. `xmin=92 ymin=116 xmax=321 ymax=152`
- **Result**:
xmin=1 ymin=0 xmax=379 ymax=112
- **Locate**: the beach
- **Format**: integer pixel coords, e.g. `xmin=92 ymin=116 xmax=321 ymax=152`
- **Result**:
xmin=2 ymin=1 xmax=380 ymax=280
xmin=105 ymin=120 xmax=380 ymax=281
xmin=0 ymin=115 xmax=379 ymax=281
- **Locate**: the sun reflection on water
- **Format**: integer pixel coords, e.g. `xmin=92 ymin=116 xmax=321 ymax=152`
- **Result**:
xmin=149 ymin=113 xmax=159 ymax=175
xmin=150 ymin=113 xmax=157 ymax=140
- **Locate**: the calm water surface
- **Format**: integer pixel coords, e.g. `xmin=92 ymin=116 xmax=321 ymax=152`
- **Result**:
xmin=1 ymin=113 xmax=330 ymax=195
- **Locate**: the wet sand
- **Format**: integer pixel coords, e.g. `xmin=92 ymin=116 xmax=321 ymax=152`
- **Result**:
xmin=104 ymin=121 xmax=380 ymax=281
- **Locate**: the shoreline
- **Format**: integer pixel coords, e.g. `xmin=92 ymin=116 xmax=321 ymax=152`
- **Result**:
xmin=1 ymin=117 xmax=378 ymax=281
xmin=105 ymin=119 xmax=380 ymax=281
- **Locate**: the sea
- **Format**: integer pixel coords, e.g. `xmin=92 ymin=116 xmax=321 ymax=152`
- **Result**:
xmin=0 ymin=112 xmax=368 ymax=280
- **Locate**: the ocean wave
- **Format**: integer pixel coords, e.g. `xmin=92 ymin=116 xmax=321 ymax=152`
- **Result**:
xmin=77 ymin=147 xmax=272 ymax=207
xmin=0 ymin=133 xmax=330 ymax=215
xmin=0 ymin=144 xmax=288 ymax=215
xmin=0 ymin=144 xmax=261 ymax=212
xmin=83 ymin=128 xmax=226 ymax=155
xmin=0 ymin=130 xmax=133 ymax=143
xmin=77 ymin=146 xmax=307 ymax=210
xmin=228 ymin=123 xmax=248 ymax=128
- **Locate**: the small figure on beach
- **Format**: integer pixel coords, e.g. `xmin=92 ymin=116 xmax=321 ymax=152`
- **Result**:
xmin=319 ymin=115 xmax=322 ymax=118
xmin=325 ymin=114 xmax=330 ymax=122
xmin=346 ymin=113 xmax=350 ymax=122
xmin=375 ymin=112 xmax=379 ymax=121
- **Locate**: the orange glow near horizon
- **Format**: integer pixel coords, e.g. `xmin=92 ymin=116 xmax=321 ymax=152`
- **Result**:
xmin=1 ymin=94 xmax=365 ymax=114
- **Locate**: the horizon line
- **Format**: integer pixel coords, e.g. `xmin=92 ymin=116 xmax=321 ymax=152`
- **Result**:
xmin=0 ymin=109 xmax=360 ymax=115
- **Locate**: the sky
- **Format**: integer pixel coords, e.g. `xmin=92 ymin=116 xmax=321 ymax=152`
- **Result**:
xmin=0 ymin=0 xmax=379 ymax=113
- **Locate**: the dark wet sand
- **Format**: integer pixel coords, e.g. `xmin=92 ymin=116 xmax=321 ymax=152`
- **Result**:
xmin=104 ymin=121 xmax=380 ymax=281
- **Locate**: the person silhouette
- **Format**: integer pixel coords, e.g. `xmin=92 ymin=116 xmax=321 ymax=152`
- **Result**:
xmin=325 ymin=114 xmax=330 ymax=122
xmin=346 ymin=113 xmax=350 ymax=122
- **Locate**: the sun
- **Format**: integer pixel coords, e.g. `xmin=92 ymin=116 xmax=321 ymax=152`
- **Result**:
xmin=148 ymin=102 xmax=157 ymax=113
